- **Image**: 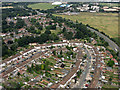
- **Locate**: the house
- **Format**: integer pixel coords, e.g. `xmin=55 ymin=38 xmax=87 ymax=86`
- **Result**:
xmin=110 ymin=54 xmax=113 ymax=58
xmin=18 ymin=70 xmax=25 ymax=74
xmin=0 ymin=33 xmax=6 ymax=37
xmin=103 ymin=6 xmax=109 ymax=9
xmin=29 ymin=43 xmax=38 ymax=46
xmin=34 ymin=75 xmax=41 ymax=81
xmin=18 ymin=28 xmax=25 ymax=32
xmin=4 ymin=38 xmax=14 ymax=44
xmin=41 ymin=80 xmax=49 ymax=84
xmin=57 ymin=60 xmax=81 ymax=88
xmin=112 ymin=58 xmax=118 ymax=66
xmin=48 ymin=82 xmax=53 ymax=87
xmin=15 ymin=33 xmax=23 ymax=39
xmin=103 ymin=8 xmax=118 ymax=12
xmin=106 ymin=67 xmax=112 ymax=71
xmin=58 ymin=74 xmax=66 ymax=78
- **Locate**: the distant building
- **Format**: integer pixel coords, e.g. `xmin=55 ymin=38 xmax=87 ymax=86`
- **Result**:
xmin=60 ymin=4 xmax=71 ymax=8
xmin=103 ymin=8 xmax=118 ymax=12
xmin=52 ymin=2 xmax=62 ymax=5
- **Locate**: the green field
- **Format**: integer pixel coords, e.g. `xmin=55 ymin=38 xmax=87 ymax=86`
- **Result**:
xmin=99 ymin=3 xmax=119 ymax=7
xmin=54 ymin=12 xmax=119 ymax=45
xmin=27 ymin=3 xmax=55 ymax=10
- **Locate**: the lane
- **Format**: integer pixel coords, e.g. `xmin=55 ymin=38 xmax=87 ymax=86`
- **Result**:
xmin=75 ymin=47 xmax=91 ymax=88
xmin=89 ymin=48 xmax=101 ymax=88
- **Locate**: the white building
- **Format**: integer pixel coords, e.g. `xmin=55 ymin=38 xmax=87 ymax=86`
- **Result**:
xmin=52 ymin=2 xmax=62 ymax=5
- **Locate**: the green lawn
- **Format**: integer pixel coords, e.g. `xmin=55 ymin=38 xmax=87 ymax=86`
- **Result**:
xmin=54 ymin=12 xmax=119 ymax=45
xmin=50 ymin=27 xmax=61 ymax=34
xmin=102 ymin=84 xmax=119 ymax=89
xmin=27 ymin=3 xmax=55 ymax=10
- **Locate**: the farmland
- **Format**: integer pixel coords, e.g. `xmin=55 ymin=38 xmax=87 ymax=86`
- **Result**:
xmin=27 ymin=3 xmax=55 ymax=10
xmin=54 ymin=12 xmax=119 ymax=45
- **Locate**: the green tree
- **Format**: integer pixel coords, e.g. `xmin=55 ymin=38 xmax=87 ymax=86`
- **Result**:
xmin=60 ymin=50 xmax=62 ymax=55
xmin=109 ymin=77 xmax=112 ymax=85
xmin=64 ymin=32 xmax=73 ymax=40
xmin=52 ymin=50 xmax=56 ymax=56
xmin=49 ymin=33 xmax=59 ymax=41
xmin=107 ymin=60 xmax=114 ymax=67
xmin=41 ymin=64 xmax=44 ymax=70
xmin=17 ymin=72 xmax=21 ymax=76
xmin=63 ymin=27 xmax=66 ymax=33
xmin=45 ymin=30 xmax=51 ymax=34
xmin=11 ymin=43 xmax=18 ymax=51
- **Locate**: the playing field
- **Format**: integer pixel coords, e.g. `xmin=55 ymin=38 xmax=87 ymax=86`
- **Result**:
xmin=54 ymin=12 xmax=119 ymax=44
xmin=27 ymin=3 xmax=55 ymax=10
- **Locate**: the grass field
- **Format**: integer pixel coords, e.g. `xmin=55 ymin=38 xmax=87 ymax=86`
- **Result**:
xmin=27 ymin=3 xmax=55 ymax=10
xmin=54 ymin=12 xmax=119 ymax=45
xmin=99 ymin=3 xmax=119 ymax=7
xmin=102 ymin=84 xmax=118 ymax=89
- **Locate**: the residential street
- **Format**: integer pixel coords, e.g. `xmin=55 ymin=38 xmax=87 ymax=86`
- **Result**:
xmin=75 ymin=47 xmax=92 ymax=88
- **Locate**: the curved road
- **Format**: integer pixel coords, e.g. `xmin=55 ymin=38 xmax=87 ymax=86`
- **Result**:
xmin=87 ymin=27 xmax=119 ymax=53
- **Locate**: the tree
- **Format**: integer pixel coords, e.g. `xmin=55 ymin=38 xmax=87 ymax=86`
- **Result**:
xmin=83 ymin=54 xmax=87 ymax=59
xmin=27 ymin=66 xmax=32 ymax=73
xmin=9 ymin=21 xmax=14 ymax=28
xmin=17 ymin=72 xmax=20 ymax=76
xmin=51 ymin=25 xmax=56 ymax=30
xmin=35 ymin=65 xmax=40 ymax=71
xmin=64 ymin=32 xmax=73 ymax=40
xmin=41 ymin=64 xmax=44 ymax=70
xmin=109 ymin=77 xmax=112 ymax=85
xmin=31 ymin=63 xmax=34 ymax=69
xmin=104 ymin=42 xmax=109 ymax=47
xmin=63 ymin=27 xmax=66 ymax=33
xmin=77 ymin=69 xmax=82 ymax=78
xmin=60 ymin=50 xmax=62 ymax=55
xmin=49 ymin=21 xmax=52 ymax=25
xmin=11 ymin=43 xmax=18 ymax=51
xmin=46 ymin=25 xmax=51 ymax=30
xmin=38 ymin=25 xmax=43 ymax=30
xmin=7 ymin=40 xmax=13 ymax=44
xmin=49 ymin=33 xmax=59 ymax=41
xmin=59 ymin=23 xmax=62 ymax=27
xmin=76 ymin=20 xmax=79 ymax=24
xmin=75 ymin=31 xmax=84 ymax=39
xmin=45 ymin=30 xmax=51 ymax=34
xmin=107 ymin=60 xmax=114 ymax=67
xmin=15 ymin=19 xmax=26 ymax=29
xmin=52 ymin=50 xmax=56 ymax=55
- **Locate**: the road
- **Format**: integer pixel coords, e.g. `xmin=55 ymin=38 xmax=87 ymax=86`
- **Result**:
xmin=75 ymin=47 xmax=91 ymax=88
xmin=87 ymin=27 xmax=119 ymax=53
xmin=89 ymin=47 xmax=101 ymax=88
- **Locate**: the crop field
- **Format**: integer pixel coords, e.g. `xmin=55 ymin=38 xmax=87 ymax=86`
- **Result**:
xmin=54 ymin=12 xmax=119 ymax=45
xmin=27 ymin=3 xmax=55 ymax=10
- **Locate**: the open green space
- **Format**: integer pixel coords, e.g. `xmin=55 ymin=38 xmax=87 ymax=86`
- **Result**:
xmin=54 ymin=12 xmax=119 ymax=45
xmin=99 ymin=3 xmax=119 ymax=7
xmin=102 ymin=84 xmax=118 ymax=89
xmin=27 ymin=3 xmax=55 ymax=10
xmin=50 ymin=27 xmax=61 ymax=34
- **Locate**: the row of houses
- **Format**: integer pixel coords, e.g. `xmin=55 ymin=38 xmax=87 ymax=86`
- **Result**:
xmin=1 ymin=40 xmax=83 ymax=78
